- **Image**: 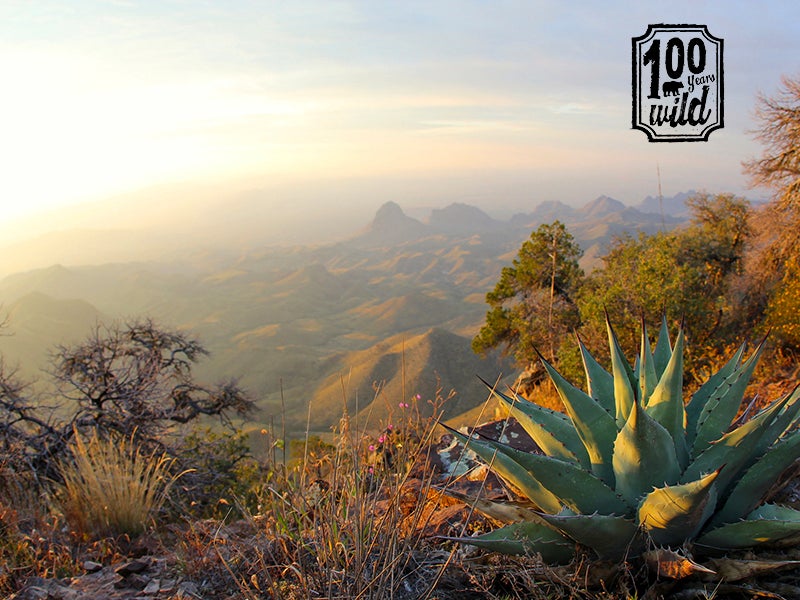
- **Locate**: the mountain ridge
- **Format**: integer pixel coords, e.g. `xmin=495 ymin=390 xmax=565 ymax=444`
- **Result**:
xmin=0 ymin=189 xmax=700 ymax=434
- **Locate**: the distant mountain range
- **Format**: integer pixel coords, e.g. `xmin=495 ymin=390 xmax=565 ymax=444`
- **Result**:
xmin=0 ymin=191 xmax=695 ymax=436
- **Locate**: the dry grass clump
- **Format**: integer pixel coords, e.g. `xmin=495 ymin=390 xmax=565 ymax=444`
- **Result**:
xmin=57 ymin=429 xmax=186 ymax=539
xmin=179 ymin=396 xmax=449 ymax=599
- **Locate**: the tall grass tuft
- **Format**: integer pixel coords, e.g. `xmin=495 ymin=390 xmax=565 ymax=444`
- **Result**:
xmin=58 ymin=429 xmax=185 ymax=538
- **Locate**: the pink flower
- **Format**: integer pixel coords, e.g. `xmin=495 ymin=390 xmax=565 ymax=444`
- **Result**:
xmin=378 ymin=434 xmax=386 ymax=443
xmin=368 ymin=444 xmax=376 ymax=452
xmin=387 ymin=423 xmax=394 ymax=431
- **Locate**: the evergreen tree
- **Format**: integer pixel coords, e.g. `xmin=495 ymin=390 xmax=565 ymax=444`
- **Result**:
xmin=472 ymin=221 xmax=583 ymax=369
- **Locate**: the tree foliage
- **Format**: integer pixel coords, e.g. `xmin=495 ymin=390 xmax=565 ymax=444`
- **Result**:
xmin=743 ymin=74 xmax=800 ymax=268
xmin=472 ymin=221 xmax=583 ymax=367
xmin=0 ymin=319 xmax=253 ymax=488
xmin=579 ymin=193 xmax=752 ymax=352
xmin=743 ymin=74 xmax=800 ymax=349
xmin=578 ymin=231 xmax=698 ymax=349
xmin=476 ymin=195 xmax=753 ymax=376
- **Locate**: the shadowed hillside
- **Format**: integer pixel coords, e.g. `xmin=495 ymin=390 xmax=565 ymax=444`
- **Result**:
xmin=304 ymin=327 xmax=511 ymax=431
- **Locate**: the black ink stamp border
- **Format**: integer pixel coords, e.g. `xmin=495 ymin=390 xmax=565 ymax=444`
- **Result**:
xmin=632 ymin=24 xmax=724 ymax=142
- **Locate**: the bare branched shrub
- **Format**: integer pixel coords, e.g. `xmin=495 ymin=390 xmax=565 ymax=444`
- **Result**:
xmin=0 ymin=319 xmax=253 ymax=489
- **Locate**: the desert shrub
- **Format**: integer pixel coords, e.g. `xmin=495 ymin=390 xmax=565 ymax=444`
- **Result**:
xmin=57 ymin=429 xmax=185 ymax=539
xmin=176 ymin=427 xmax=267 ymax=518
xmin=0 ymin=320 xmax=253 ymax=487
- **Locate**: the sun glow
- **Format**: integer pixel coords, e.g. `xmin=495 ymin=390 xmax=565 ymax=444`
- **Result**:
xmin=0 ymin=1 xmax=780 ymax=227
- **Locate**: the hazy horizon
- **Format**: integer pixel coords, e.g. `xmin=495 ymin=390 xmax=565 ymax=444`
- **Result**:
xmin=2 ymin=1 xmax=796 ymax=243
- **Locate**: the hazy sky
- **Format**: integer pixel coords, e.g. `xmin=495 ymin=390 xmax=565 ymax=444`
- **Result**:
xmin=2 ymin=1 xmax=799 ymax=224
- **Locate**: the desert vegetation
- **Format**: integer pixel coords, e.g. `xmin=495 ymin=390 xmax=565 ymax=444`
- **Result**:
xmin=4 ymin=75 xmax=800 ymax=598
xmin=4 ymin=315 xmax=800 ymax=599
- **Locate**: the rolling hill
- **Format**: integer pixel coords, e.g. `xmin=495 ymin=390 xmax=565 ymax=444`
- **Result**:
xmin=0 ymin=192 xmax=691 ymax=435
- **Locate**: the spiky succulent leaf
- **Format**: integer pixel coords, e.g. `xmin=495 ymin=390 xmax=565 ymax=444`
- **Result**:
xmin=439 ymin=488 xmax=539 ymax=523
xmin=644 ymin=327 xmax=688 ymax=466
xmin=460 ymin=429 xmax=629 ymax=516
xmin=705 ymin=557 xmax=800 ymax=582
xmin=540 ymin=357 xmax=617 ymax=485
xmin=682 ymin=393 xmax=792 ymax=494
xmin=446 ymin=427 xmax=562 ymax=513
xmin=638 ymin=321 xmax=659 ymax=406
xmin=613 ymin=399 xmax=681 ymax=503
xmin=535 ymin=511 xmax=641 ymax=560
xmin=712 ymin=427 xmax=800 ymax=526
xmin=449 ymin=318 xmax=800 ymax=565
xmin=692 ymin=338 xmax=766 ymax=458
xmin=755 ymin=386 xmax=800 ymax=456
xmin=643 ymin=548 xmax=716 ymax=579
xmin=718 ymin=385 xmax=800 ymax=497
xmin=444 ymin=521 xmax=575 ymax=562
xmin=638 ymin=469 xmax=719 ymax=547
xmin=607 ymin=317 xmax=636 ymax=427
xmin=652 ymin=315 xmax=673 ymax=378
xmin=482 ymin=380 xmax=590 ymax=467
xmin=504 ymin=449 xmax=629 ymax=516
xmin=578 ymin=335 xmax=615 ymax=416
xmin=685 ymin=342 xmax=747 ymax=446
xmin=696 ymin=504 xmax=800 ymax=550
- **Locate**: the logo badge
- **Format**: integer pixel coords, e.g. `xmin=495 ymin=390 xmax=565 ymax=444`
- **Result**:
xmin=632 ymin=24 xmax=724 ymax=142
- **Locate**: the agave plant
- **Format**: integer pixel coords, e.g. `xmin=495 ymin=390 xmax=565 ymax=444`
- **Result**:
xmin=446 ymin=317 xmax=800 ymax=564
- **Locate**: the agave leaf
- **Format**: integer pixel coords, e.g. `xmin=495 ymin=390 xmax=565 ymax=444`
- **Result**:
xmin=607 ymin=316 xmax=636 ymax=427
xmin=643 ymin=548 xmax=716 ymax=579
xmin=443 ymin=521 xmax=575 ymax=562
xmin=535 ymin=511 xmax=640 ymax=560
xmin=481 ymin=379 xmax=590 ymax=468
xmin=437 ymin=487 xmax=539 ymax=523
xmin=445 ymin=427 xmax=563 ymax=514
xmin=461 ymin=426 xmax=630 ymax=514
xmin=757 ymin=386 xmax=800 ymax=453
xmin=730 ymin=385 xmax=800 ymax=479
xmin=638 ymin=469 xmax=719 ymax=547
xmin=696 ymin=504 xmax=800 ymax=550
xmin=540 ymin=356 xmax=617 ymax=485
xmin=467 ymin=431 xmax=629 ymax=516
xmin=685 ymin=343 xmax=747 ymax=446
xmin=705 ymin=557 xmax=800 ymax=582
xmin=578 ymin=335 xmax=615 ymax=416
xmin=613 ymin=399 xmax=681 ymax=504
xmin=692 ymin=337 xmax=766 ymax=458
xmin=638 ymin=320 xmax=659 ymax=406
xmin=652 ymin=315 xmax=673 ymax=378
xmin=682 ymin=393 xmax=792 ymax=494
xmin=751 ymin=503 xmax=800 ymax=520
xmin=712 ymin=427 xmax=800 ymax=526
xmin=645 ymin=327 xmax=688 ymax=468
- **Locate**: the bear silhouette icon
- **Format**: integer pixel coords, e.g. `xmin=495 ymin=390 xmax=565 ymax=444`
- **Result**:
xmin=662 ymin=81 xmax=684 ymax=97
